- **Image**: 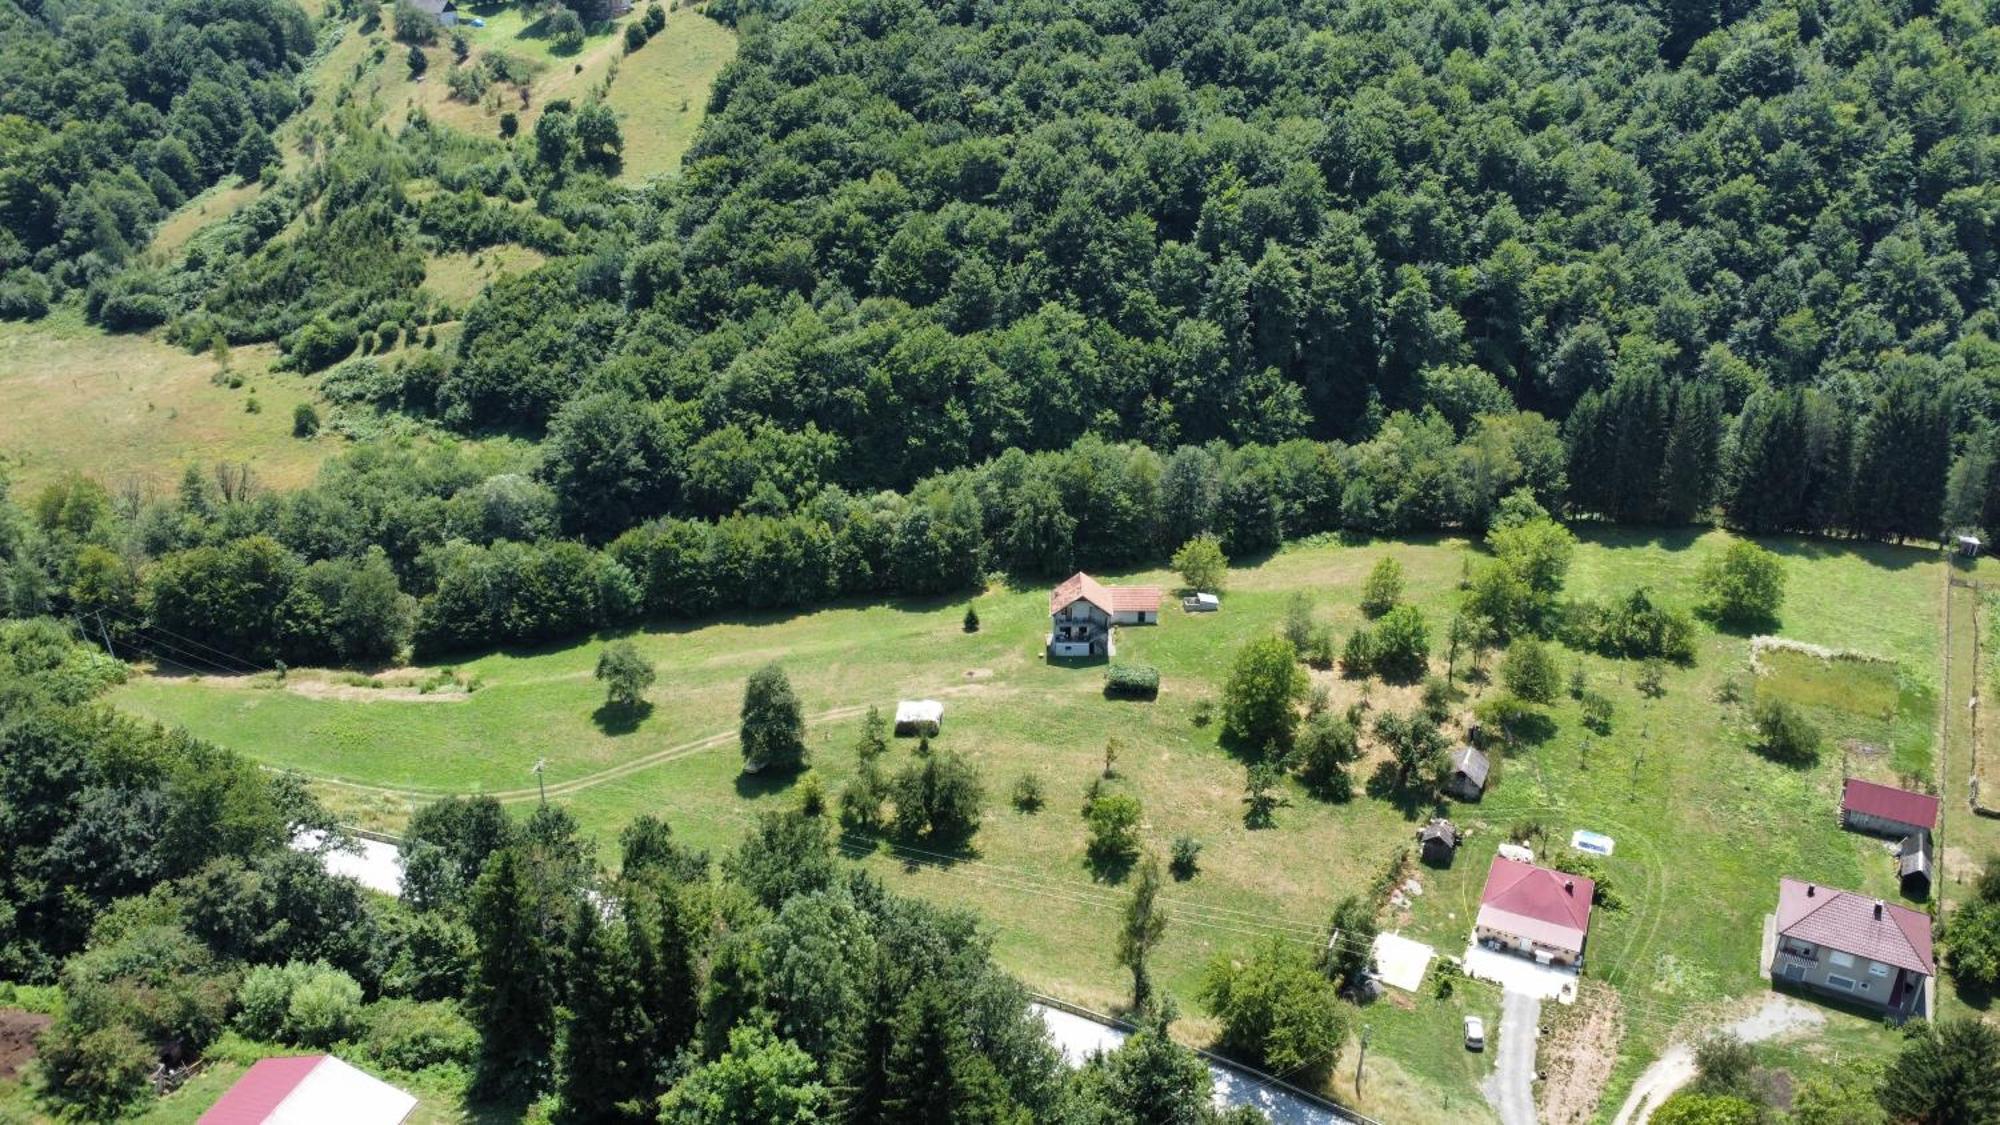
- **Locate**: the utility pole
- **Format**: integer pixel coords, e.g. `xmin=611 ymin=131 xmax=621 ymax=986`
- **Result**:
xmin=1355 ymin=1023 xmax=1370 ymax=1101
xmin=531 ymin=757 xmax=548 ymax=806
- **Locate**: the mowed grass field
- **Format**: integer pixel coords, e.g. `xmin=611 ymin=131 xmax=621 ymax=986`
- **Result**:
xmin=607 ymin=11 xmax=738 ymax=181
xmin=0 ymin=311 xmax=334 ymax=496
xmin=112 ymin=529 xmax=1952 ymax=1122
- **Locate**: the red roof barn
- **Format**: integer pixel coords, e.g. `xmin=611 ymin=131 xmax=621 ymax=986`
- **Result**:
xmin=1841 ymin=778 xmax=1939 ymax=837
xmin=1474 ymin=855 xmax=1594 ymax=966
xmin=199 ymin=1055 xmax=415 ymax=1125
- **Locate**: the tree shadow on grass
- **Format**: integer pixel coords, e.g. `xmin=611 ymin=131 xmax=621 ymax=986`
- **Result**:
xmin=1086 ymin=849 xmax=1136 ymax=884
xmin=1364 ymin=762 xmax=1446 ymax=822
xmin=590 ymin=699 xmax=653 ymax=735
xmin=734 ymin=764 xmax=803 ymax=800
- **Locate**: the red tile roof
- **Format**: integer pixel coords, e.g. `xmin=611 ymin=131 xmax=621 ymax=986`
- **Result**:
xmin=1109 ymin=585 xmax=1162 ymax=613
xmin=1776 ymin=878 xmax=1934 ymax=975
xmin=1842 ymin=778 xmax=1939 ymax=831
xmin=1050 ymin=573 xmax=1160 ymax=615
xmin=199 ymin=1056 xmax=322 ymax=1125
xmin=1475 ymin=855 xmax=1593 ymax=954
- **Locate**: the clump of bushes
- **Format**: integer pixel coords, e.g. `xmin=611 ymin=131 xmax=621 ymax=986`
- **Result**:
xmin=1104 ymin=662 xmax=1160 ymax=700
xmin=1753 ymin=697 xmax=1821 ymax=764
xmin=1170 ymin=834 xmax=1202 ymax=880
xmin=1010 ymin=771 xmax=1044 ymax=813
xmin=236 ymin=961 xmax=364 ymax=1048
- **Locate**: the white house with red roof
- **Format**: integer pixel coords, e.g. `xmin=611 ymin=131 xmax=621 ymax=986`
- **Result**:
xmin=1771 ymin=878 xmax=1932 ymax=1018
xmin=199 ymin=1055 xmax=415 ymax=1125
xmin=1840 ymin=777 xmax=1940 ymax=840
xmin=1474 ymin=855 xmax=1594 ymax=967
xmin=1048 ymin=572 xmax=1160 ymax=658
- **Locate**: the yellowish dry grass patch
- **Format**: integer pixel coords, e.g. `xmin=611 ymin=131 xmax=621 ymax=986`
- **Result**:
xmin=608 ymin=11 xmax=737 ymax=180
xmin=0 ymin=312 xmax=335 ymax=496
xmin=421 ymin=245 xmax=550 ymax=307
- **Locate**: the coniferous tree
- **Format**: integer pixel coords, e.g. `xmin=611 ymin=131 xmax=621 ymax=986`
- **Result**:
xmin=1660 ymin=380 xmax=1724 ymax=523
xmin=467 ymin=849 xmax=556 ymax=1097
xmin=881 ymin=982 xmax=1017 ymax=1124
xmin=557 ymin=903 xmax=656 ymax=1123
xmin=1851 ymin=374 xmax=1949 ymax=542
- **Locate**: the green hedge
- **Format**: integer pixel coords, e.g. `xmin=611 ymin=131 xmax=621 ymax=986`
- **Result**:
xmin=1104 ymin=663 xmax=1160 ymax=700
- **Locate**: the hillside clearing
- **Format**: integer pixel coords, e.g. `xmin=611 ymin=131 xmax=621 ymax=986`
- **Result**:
xmin=0 ymin=311 xmax=333 ymax=496
xmin=607 ymin=11 xmax=738 ymax=181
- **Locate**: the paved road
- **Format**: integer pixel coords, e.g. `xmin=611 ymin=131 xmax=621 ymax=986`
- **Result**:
xmin=1481 ymin=990 xmax=1540 ymax=1125
xmin=1035 ymin=1004 xmax=1350 ymax=1125
xmin=292 ymin=830 xmax=402 ymax=896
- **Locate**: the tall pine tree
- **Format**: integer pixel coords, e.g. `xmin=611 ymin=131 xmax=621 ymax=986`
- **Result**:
xmin=1851 ymin=373 xmax=1949 ymax=541
xmin=556 ymin=902 xmax=657 ymax=1123
xmin=468 ymin=849 xmax=556 ymax=1097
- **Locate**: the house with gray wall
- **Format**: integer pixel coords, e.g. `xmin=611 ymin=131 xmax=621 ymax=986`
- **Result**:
xmin=1770 ymin=877 xmax=1932 ymax=1019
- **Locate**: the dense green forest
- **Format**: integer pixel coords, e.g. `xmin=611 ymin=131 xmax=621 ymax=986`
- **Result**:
xmin=0 ymin=0 xmax=317 ymax=317
xmin=3 ymin=0 xmax=1999 ymax=664
xmin=0 ymin=621 xmax=1278 ymax=1122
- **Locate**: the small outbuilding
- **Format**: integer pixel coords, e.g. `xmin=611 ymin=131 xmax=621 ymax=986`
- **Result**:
xmin=1958 ymin=535 xmax=1982 ymax=558
xmin=408 ymin=0 xmax=457 ymax=26
xmin=1841 ymin=778 xmax=1939 ymax=840
xmin=1898 ymin=831 xmax=1933 ymax=899
xmin=1418 ymin=819 xmax=1459 ymax=866
xmin=1182 ymin=592 xmax=1220 ymax=612
xmin=1445 ymin=745 xmax=1490 ymax=801
xmin=893 ymin=700 xmax=943 ymax=737
xmin=199 ymin=1055 xmax=415 ymax=1125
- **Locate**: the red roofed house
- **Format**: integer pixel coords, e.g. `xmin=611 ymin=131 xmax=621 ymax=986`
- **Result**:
xmin=1841 ymin=778 xmax=1940 ymax=840
xmin=1475 ymin=855 xmax=1594 ymax=968
xmin=200 ymin=1055 xmax=416 ymax=1125
xmin=1772 ymin=878 xmax=1932 ymax=1018
xmin=1048 ymin=572 xmax=1160 ymax=658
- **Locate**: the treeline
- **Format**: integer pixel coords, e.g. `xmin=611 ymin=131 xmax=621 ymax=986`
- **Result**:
xmin=2 ymin=368 xmax=1986 ymax=667
xmin=1 ymin=625 xmax=1266 ymax=1123
xmin=0 ymin=0 xmax=316 ymax=317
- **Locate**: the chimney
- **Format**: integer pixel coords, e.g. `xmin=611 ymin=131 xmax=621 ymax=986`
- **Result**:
xmin=1564 ymin=879 xmax=1575 ymax=896
xmin=1874 ymin=900 xmax=1885 ymax=920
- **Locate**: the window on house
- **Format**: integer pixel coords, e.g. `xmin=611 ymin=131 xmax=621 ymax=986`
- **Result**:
xmin=1829 ymin=951 xmax=1855 ymax=969
xmin=1826 ymin=974 xmax=1857 ymax=991
xmin=1868 ymin=962 xmax=1890 ymax=977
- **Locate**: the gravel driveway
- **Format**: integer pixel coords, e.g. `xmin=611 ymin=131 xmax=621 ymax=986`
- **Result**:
xmin=1608 ymin=995 xmax=1824 ymax=1125
xmin=1481 ymin=990 xmax=1541 ymax=1125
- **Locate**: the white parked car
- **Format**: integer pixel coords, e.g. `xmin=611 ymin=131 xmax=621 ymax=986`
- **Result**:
xmin=1463 ymin=1015 xmax=1486 ymax=1051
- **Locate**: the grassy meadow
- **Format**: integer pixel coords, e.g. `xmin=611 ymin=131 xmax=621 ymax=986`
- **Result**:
xmin=110 ymin=528 xmax=1956 ymax=1122
xmin=0 ymin=311 xmax=333 ymax=496
xmin=606 ymin=11 xmax=739 ymax=181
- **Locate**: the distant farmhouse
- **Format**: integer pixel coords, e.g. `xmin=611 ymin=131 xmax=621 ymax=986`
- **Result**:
xmin=1048 ymin=572 xmax=1160 ymax=658
xmin=1475 ymin=855 xmax=1593 ymax=968
xmin=1771 ymin=878 xmax=1932 ymax=1018
xmin=408 ymin=0 xmax=458 ymax=26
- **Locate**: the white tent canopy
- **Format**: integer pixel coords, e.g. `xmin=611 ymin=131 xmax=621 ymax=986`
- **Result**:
xmin=894 ymin=699 xmax=943 ymax=734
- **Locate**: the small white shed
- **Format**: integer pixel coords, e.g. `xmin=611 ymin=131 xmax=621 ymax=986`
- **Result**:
xmin=1182 ymin=592 xmax=1220 ymax=612
xmin=894 ymin=700 xmax=943 ymax=736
